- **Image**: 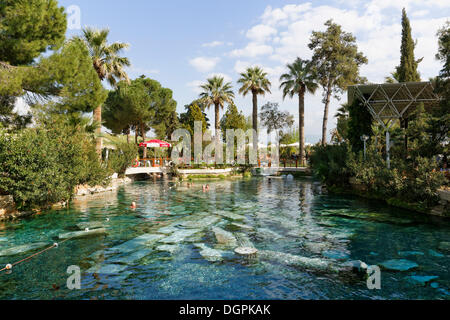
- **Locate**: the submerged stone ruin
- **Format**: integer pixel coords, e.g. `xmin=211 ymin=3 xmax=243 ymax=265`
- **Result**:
xmin=0 ymin=200 xmax=376 ymax=285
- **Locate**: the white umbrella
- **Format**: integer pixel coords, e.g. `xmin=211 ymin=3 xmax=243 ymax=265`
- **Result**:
xmin=280 ymin=142 xmax=299 ymax=148
xmin=280 ymin=142 xmax=313 ymax=148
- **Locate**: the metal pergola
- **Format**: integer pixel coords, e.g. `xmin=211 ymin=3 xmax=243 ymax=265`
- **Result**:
xmin=348 ymin=82 xmax=441 ymax=168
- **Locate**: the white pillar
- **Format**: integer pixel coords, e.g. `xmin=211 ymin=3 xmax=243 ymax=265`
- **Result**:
xmin=363 ymin=140 xmax=367 ymax=160
xmin=386 ymin=130 xmax=390 ymax=169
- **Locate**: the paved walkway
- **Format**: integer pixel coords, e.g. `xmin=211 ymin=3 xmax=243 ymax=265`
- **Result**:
xmin=125 ymin=166 xmax=309 ymax=176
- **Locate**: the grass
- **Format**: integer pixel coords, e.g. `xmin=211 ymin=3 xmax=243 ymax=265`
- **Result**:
xmin=184 ymin=172 xmax=253 ymax=180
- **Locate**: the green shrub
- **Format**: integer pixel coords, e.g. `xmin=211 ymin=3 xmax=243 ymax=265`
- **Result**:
xmin=107 ymin=142 xmax=138 ymax=177
xmin=348 ymin=146 xmax=445 ymax=207
xmin=349 ymin=150 xmax=404 ymax=196
xmin=402 ymin=157 xmax=445 ymax=206
xmin=310 ymin=141 xmax=445 ymax=209
xmin=309 ymin=143 xmax=352 ymax=186
xmin=0 ymin=121 xmax=109 ymax=209
xmin=242 ymin=171 xmax=252 ymax=178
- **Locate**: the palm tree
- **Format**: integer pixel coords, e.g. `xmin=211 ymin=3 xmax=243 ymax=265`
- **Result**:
xmin=280 ymin=58 xmax=318 ymax=166
xmin=77 ymin=27 xmax=131 ymax=156
xmin=199 ymin=76 xmax=234 ymax=137
xmin=237 ymin=67 xmax=271 ymax=152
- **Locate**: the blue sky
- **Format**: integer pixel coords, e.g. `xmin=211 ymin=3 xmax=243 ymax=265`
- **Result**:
xmin=57 ymin=0 xmax=449 ymax=143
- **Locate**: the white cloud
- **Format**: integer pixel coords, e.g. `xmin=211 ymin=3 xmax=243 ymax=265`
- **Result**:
xmin=261 ymin=6 xmax=289 ymax=26
xmin=186 ymin=80 xmax=204 ymax=94
xmin=246 ymin=2 xmax=448 ymax=82
xmin=189 ymin=56 xmax=220 ymax=73
xmin=246 ymin=24 xmax=277 ymax=43
xmin=411 ymin=10 xmax=429 ymax=17
xmin=187 ymin=74 xmax=233 ymax=94
xmin=230 ymin=43 xmax=273 ymax=58
xmin=234 ymin=60 xmax=253 ymax=73
xmin=411 ymin=17 xmax=449 ymax=78
xmin=207 ymin=73 xmax=233 ymax=83
xmin=225 ymin=0 xmax=449 ymax=137
xmin=364 ymin=0 xmax=450 ymax=15
xmin=261 ymin=3 xmax=312 ymax=26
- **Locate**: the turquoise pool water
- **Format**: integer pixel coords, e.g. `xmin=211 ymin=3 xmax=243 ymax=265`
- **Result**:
xmin=0 ymin=177 xmax=449 ymax=300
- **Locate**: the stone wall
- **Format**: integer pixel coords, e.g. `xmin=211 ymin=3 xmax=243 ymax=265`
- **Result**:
xmin=0 ymin=195 xmax=18 ymax=220
xmin=431 ymin=189 xmax=450 ymax=217
xmin=1 ymin=175 xmax=134 ymax=220
xmin=74 ymin=176 xmax=133 ymax=198
xmin=348 ymin=178 xmax=450 ymax=217
xmin=349 ymin=177 xmax=368 ymax=192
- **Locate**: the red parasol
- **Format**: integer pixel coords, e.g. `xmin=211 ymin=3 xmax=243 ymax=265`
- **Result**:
xmin=139 ymin=139 xmax=172 ymax=148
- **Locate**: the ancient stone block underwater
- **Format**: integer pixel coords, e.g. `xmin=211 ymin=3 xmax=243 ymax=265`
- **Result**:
xmin=0 ymin=178 xmax=449 ymax=300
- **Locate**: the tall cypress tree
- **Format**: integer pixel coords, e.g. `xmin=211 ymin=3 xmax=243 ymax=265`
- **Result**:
xmin=395 ymin=8 xmax=422 ymax=156
xmin=397 ymin=8 xmax=421 ymax=82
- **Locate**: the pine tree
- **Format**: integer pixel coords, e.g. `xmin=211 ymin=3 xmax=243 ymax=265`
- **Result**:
xmin=180 ymin=104 xmax=208 ymax=137
xmin=0 ymin=0 xmax=67 ymax=66
xmin=308 ymin=20 xmax=367 ymax=146
xmin=220 ymin=103 xmax=247 ymax=132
